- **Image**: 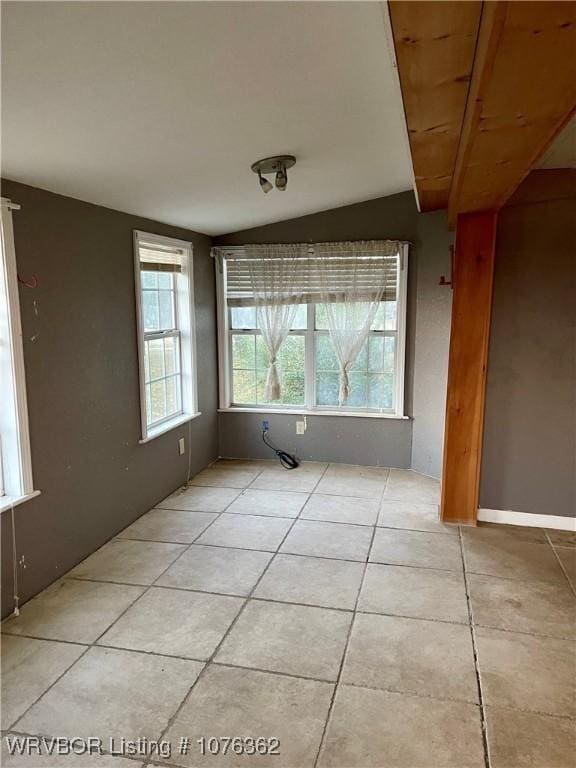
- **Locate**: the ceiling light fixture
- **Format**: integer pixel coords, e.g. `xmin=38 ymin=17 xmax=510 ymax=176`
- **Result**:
xmin=251 ymin=155 xmax=296 ymax=194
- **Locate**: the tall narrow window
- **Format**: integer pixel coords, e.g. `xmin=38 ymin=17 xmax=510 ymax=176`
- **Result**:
xmin=134 ymin=231 xmax=198 ymax=441
xmin=0 ymin=198 xmax=37 ymax=511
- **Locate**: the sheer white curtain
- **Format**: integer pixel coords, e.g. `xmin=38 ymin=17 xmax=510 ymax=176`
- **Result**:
xmin=315 ymin=241 xmax=400 ymax=405
xmin=246 ymin=244 xmax=308 ymax=400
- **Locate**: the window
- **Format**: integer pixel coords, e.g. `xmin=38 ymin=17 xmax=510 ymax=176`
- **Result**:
xmin=216 ymin=242 xmax=408 ymax=417
xmin=0 ymin=198 xmax=38 ymax=511
xmin=134 ymin=231 xmax=199 ymax=441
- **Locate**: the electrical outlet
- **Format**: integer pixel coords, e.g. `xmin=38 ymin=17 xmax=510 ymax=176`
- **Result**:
xmin=178 ymin=437 xmax=185 ymax=455
xmin=296 ymin=420 xmax=305 ymax=435
xmin=262 ymin=420 xmax=269 ymax=431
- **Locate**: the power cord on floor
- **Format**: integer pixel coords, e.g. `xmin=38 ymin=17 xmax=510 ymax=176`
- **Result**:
xmin=261 ymin=427 xmax=300 ymax=470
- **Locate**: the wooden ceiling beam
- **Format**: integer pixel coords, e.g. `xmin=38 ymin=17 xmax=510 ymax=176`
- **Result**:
xmin=388 ymin=1 xmax=482 ymax=211
xmin=448 ymin=0 xmax=576 ymax=222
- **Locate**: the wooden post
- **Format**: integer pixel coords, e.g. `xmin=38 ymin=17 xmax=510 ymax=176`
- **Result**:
xmin=440 ymin=210 xmax=498 ymax=525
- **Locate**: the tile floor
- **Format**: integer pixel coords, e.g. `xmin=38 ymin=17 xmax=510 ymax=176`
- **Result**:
xmin=2 ymin=460 xmax=575 ymax=768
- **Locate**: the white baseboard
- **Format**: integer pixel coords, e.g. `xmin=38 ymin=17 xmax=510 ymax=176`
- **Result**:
xmin=478 ymin=508 xmax=576 ymax=531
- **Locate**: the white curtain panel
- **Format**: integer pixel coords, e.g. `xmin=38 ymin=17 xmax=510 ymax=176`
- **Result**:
xmin=315 ymin=241 xmax=400 ymax=405
xmin=246 ymin=244 xmax=309 ymax=400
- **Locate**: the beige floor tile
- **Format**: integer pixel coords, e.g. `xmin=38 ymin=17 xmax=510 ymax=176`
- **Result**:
xmin=546 ymin=529 xmax=576 ymax=547
xmin=2 ymin=737 xmax=141 ymax=768
xmin=555 ymin=545 xmax=576 ymax=587
xmin=98 ymin=587 xmax=243 ymax=659
xmin=17 ymin=647 xmax=203 ymax=742
xmin=318 ymin=685 xmax=485 ymax=767
xmin=226 ymin=489 xmax=308 ymax=518
xmin=281 ymin=520 xmax=373 ymax=562
xmin=370 ymin=528 xmax=463 ymax=571
xmin=156 ymin=544 xmax=272 ymax=596
xmin=215 ymin=600 xmax=351 ymax=681
xmin=254 ymin=554 xmax=364 ymax=610
xmin=342 ymin=613 xmax=478 ymax=703
xmin=211 ymin=459 xmax=273 ymax=470
xmin=485 ymin=706 xmax=576 ymax=768
xmin=68 ymin=539 xmax=186 ymax=585
xmin=195 ymin=514 xmax=292 ymax=551
xmin=469 ymin=522 xmax=547 ymax=542
xmin=315 ymin=464 xmax=388 ymax=499
xmin=117 ymin=509 xmax=217 ymax=543
xmin=1 ymin=636 xmax=85 ymax=730
xmin=462 ymin=531 xmax=567 ymax=584
xmin=190 ymin=467 xmax=262 ymax=488
xmin=157 ymin=485 xmax=241 ymax=512
xmin=301 ymin=494 xmax=379 ymax=526
xmin=1 ymin=579 xmax=144 ymax=643
xmin=377 ymin=500 xmax=457 ymax=535
xmin=475 ymin=626 xmax=576 ymax=717
xmin=358 ymin=563 xmax=469 ymax=624
xmin=251 ymin=463 xmax=327 ymax=493
xmin=383 ymin=469 xmax=440 ymax=505
xmin=468 ymin=574 xmax=576 ymax=639
xmin=164 ymin=665 xmax=333 ymax=767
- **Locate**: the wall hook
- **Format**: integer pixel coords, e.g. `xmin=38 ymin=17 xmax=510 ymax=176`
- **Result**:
xmin=439 ymin=246 xmax=454 ymax=288
xmin=18 ymin=273 xmax=39 ymax=288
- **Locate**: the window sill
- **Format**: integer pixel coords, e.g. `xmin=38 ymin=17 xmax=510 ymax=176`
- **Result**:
xmin=139 ymin=412 xmax=202 ymax=444
xmin=0 ymin=489 xmax=41 ymax=514
xmin=218 ymin=407 xmax=410 ymax=420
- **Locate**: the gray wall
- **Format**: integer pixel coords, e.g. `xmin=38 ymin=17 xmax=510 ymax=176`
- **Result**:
xmin=480 ymin=171 xmax=576 ymax=518
xmin=215 ymin=193 xmax=452 ymax=473
xmin=1 ymin=180 xmax=219 ymax=618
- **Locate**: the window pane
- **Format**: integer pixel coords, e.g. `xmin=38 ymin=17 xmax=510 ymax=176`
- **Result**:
xmin=256 ymin=336 xmax=270 ymax=370
xmin=257 ymin=370 xmax=305 ymax=406
xmin=232 ymin=369 xmax=256 ymax=404
xmin=316 ymin=371 xmax=339 ymax=406
xmin=316 ymin=335 xmax=339 ymax=371
xmin=277 ymin=335 xmax=304 ymax=373
xmin=165 ymin=375 xmax=180 ymax=416
xmin=158 ymin=272 xmax=172 ymax=289
xmin=149 ymin=379 xmax=166 ymax=424
xmin=290 ymin=304 xmax=307 ymax=330
xmin=147 ymin=338 xmax=165 ymax=381
xmin=158 ymin=289 xmax=175 ymax=330
xmin=230 ymin=307 xmax=257 ymax=329
xmin=368 ymin=336 xmax=383 ymax=372
xmin=384 ymin=336 xmax=396 ymax=371
xmin=232 ymin=334 xmax=255 ymax=369
xmin=164 ymin=335 xmax=179 ymax=376
xmin=351 ymin=339 xmax=368 ymax=372
xmin=368 ymin=373 xmax=394 ymax=409
xmin=347 ymin=372 xmax=368 ymax=407
xmin=141 ymin=271 xmax=157 ymax=289
xmin=142 ymin=290 xmax=159 ymax=331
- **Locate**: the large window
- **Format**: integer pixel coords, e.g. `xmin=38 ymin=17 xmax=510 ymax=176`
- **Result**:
xmin=134 ymin=231 xmax=199 ymax=441
xmin=0 ymin=198 xmax=37 ymax=511
xmin=216 ymin=241 xmax=408 ymax=417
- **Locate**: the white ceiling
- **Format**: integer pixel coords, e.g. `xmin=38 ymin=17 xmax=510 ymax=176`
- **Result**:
xmin=1 ymin=1 xmax=413 ymax=236
xmin=537 ymin=117 xmax=576 ymax=170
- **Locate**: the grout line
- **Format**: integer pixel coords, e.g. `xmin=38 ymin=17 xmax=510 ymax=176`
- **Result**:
xmin=458 ymin=526 xmax=491 ymax=768
xmin=312 ymin=467 xmax=389 ymax=768
xmin=152 ymin=462 xmax=331 ymax=752
xmin=546 ymin=532 xmax=576 ymax=598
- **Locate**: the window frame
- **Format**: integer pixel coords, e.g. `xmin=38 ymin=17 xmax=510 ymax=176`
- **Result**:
xmin=133 ymin=230 xmax=200 ymax=442
xmin=216 ymin=245 xmax=409 ymax=419
xmin=0 ymin=198 xmax=39 ymax=513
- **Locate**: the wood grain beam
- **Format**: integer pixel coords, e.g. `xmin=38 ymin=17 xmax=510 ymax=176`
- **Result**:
xmin=440 ymin=210 xmax=498 ymax=525
xmin=448 ymin=1 xmax=576 ymax=222
xmin=389 ymin=1 xmax=482 ymax=211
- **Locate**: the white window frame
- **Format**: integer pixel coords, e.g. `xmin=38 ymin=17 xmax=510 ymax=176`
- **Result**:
xmin=0 ymin=198 xmax=39 ymax=513
xmin=215 ymin=245 xmax=409 ymax=419
xmin=133 ymin=230 xmax=200 ymax=442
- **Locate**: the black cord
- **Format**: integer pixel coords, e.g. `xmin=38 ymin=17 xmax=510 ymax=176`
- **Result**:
xmin=262 ymin=430 xmax=300 ymax=470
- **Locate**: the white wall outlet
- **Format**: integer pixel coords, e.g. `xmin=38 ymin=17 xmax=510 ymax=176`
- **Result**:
xmin=178 ymin=437 xmax=186 ymax=455
xmin=296 ymin=420 xmax=306 ymax=435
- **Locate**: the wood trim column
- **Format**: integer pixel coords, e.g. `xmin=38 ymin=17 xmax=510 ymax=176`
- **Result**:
xmin=440 ymin=210 xmax=498 ymax=525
